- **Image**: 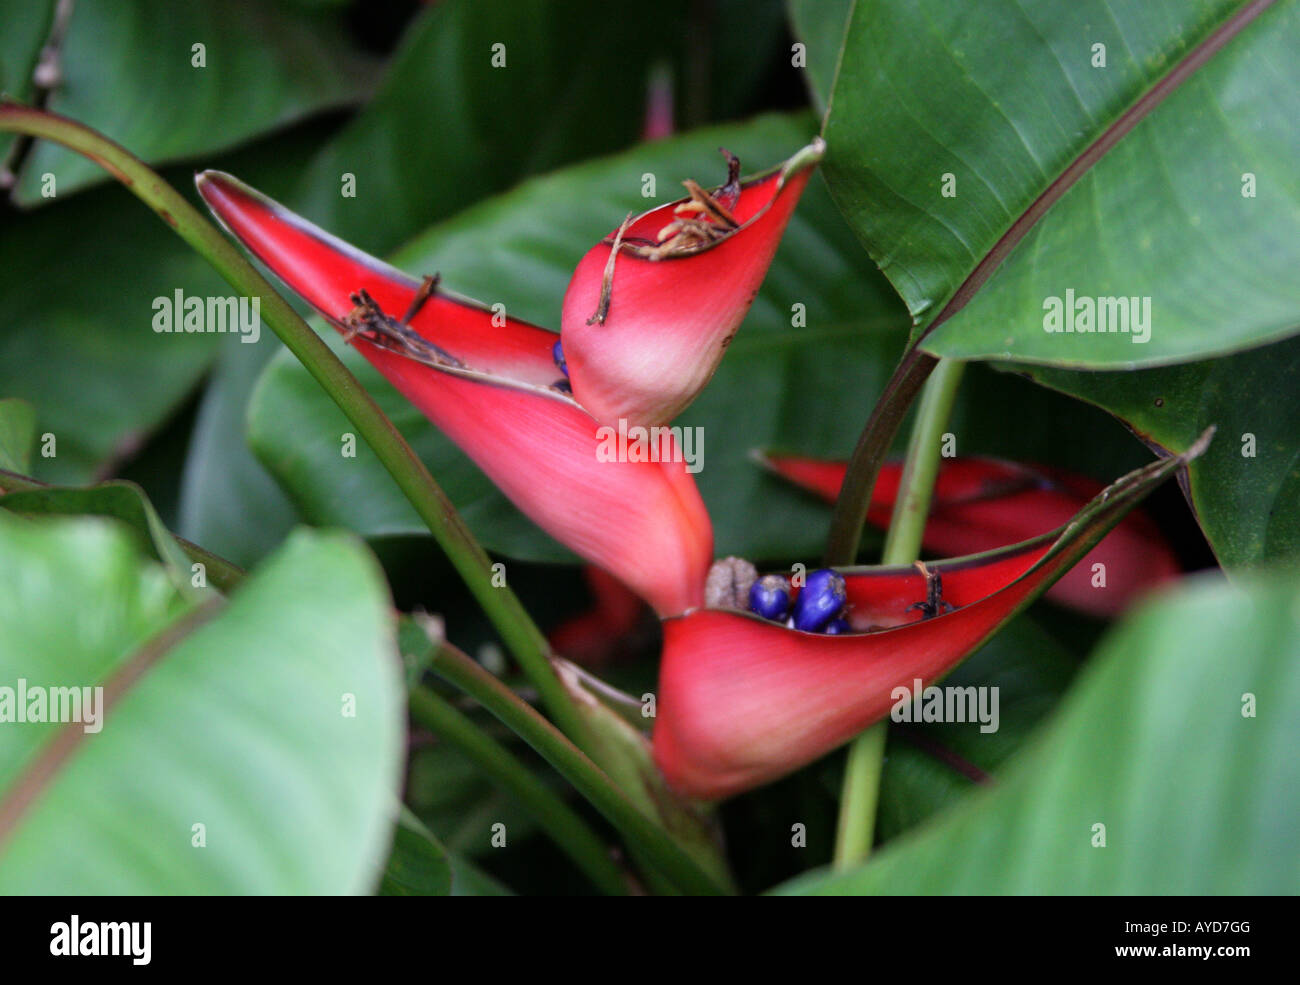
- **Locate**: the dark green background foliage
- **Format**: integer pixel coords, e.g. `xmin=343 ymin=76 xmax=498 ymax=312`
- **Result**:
xmin=1 ymin=0 xmax=1295 ymax=895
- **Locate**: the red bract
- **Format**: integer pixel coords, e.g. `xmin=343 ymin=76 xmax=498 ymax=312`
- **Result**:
xmin=653 ymin=446 xmax=1205 ymax=800
xmin=757 ymin=453 xmax=1180 ymax=617
xmin=548 ymin=565 xmax=649 ymax=667
xmin=197 ymin=171 xmax=712 ymax=617
xmin=559 ymin=140 xmax=823 ymax=428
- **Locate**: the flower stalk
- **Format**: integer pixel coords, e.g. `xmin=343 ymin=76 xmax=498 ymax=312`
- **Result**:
xmin=408 ymin=686 xmax=630 ymax=895
xmin=824 ymin=348 xmax=940 ymax=567
xmin=427 ymin=641 xmax=731 ymax=896
xmin=833 ymin=358 xmax=966 ymax=869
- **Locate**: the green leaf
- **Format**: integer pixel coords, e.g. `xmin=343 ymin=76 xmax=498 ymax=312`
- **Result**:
xmin=0 ymin=480 xmax=209 ymax=597
xmin=0 ymin=0 xmax=52 ymax=166
xmin=287 ymin=0 xmax=765 ymax=256
xmin=0 ymin=126 xmax=328 ymax=484
xmin=776 ymin=568 xmax=1300 ymax=894
xmin=406 ymin=742 xmax=539 ymax=858
xmin=0 ymin=398 xmax=37 ymax=472
xmin=0 ymin=515 xmax=404 ymax=893
xmin=13 ymin=0 xmax=376 ymax=204
xmin=821 ymin=0 xmax=1300 ymax=366
xmin=0 ymin=181 xmax=221 ymax=482
xmin=447 ymin=851 xmax=514 ymax=896
xmin=1020 ymin=333 xmax=1300 ymax=569
xmin=176 ymin=340 xmax=299 ymax=568
xmin=379 ymin=808 xmax=453 ymax=897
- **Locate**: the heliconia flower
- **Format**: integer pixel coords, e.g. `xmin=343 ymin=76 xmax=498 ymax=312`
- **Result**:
xmin=653 ymin=441 xmax=1208 ymax=800
xmin=559 ymin=139 xmax=825 ymax=428
xmin=196 ymin=171 xmax=712 ymax=617
xmin=754 ymin=452 xmax=1180 ymax=617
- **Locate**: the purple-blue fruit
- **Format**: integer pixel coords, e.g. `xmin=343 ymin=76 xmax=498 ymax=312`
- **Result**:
xmin=748 ymin=573 xmax=792 ymax=621
xmin=792 ymin=568 xmax=846 ymax=632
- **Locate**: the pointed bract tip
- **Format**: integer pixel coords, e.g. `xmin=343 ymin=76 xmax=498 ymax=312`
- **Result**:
xmin=781 ymin=137 xmax=826 ymax=182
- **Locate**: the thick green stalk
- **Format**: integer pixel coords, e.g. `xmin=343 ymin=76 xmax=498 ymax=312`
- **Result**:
xmin=0 ymin=102 xmax=589 ymax=746
xmin=408 ymin=688 xmax=628 ymax=895
xmin=879 ymin=359 xmax=967 ymax=565
xmin=832 ymin=359 xmax=966 ymax=869
xmin=824 ymin=348 xmax=938 ymax=566
xmin=429 ymin=642 xmax=731 ymax=896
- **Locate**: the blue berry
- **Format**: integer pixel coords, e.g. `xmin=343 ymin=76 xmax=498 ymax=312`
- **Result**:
xmin=553 ymin=338 xmax=568 ymax=377
xmin=748 ymin=574 xmax=791 ymax=621
xmin=823 ymin=617 xmax=850 ymax=635
xmin=792 ymin=568 xmax=846 ymax=632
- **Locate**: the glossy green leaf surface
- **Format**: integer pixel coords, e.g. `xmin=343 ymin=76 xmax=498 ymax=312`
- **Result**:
xmin=13 ymin=0 xmax=376 ymax=204
xmin=0 ymin=517 xmax=404 ymax=893
xmin=819 ymin=0 xmax=1300 ymax=366
xmin=1022 ymin=332 xmax=1300 ymax=568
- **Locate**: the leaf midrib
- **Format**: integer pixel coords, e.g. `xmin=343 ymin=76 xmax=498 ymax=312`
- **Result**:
xmin=0 ymin=597 xmax=224 ymax=849
xmin=917 ymin=0 xmax=1278 ymax=343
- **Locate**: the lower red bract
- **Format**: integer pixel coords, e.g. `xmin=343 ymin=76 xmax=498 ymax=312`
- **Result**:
xmin=763 ymin=454 xmax=1180 ymax=617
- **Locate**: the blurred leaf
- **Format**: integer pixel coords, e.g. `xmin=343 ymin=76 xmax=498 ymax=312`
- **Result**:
xmin=0 ymin=397 xmax=37 ymax=472
xmin=176 ymin=339 xmax=299 ymax=568
xmin=0 ymin=0 xmax=53 ymax=165
xmin=1022 ymin=333 xmax=1300 ymax=569
xmin=13 ymin=0 xmax=377 ymax=204
xmin=0 ymin=179 xmax=222 ymax=482
xmin=407 ymin=742 xmax=539 ymax=857
xmin=0 ymin=518 xmax=404 ymax=893
xmin=777 ymin=569 xmax=1300 ymax=894
xmin=819 ymin=0 xmax=1300 ymax=366
xmin=786 ymin=0 xmax=851 ymax=116
xmin=0 ymin=480 xmax=206 ymax=597
xmin=397 ymin=612 xmax=438 ymax=692
xmin=447 ymin=850 xmax=514 ymax=896
xmin=290 ymin=0 xmax=736 ymax=255
xmin=379 ymin=808 xmax=452 ymax=896
xmin=378 ymin=806 xmax=518 ymax=895
xmin=0 ymin=125 xmax=328 ymax=485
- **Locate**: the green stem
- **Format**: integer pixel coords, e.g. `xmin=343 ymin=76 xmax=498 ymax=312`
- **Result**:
xmin=879 ymin=359 xmax=966 ymax=566
xmin=831 ymin=358 xmax=965 ymax=870
xmin=824 ymin=348 xmax=938 ymax=566
xmin=0 ymin=102 xmax=588 ymax=747
xmin=429 ymin=642 xmax=731 ymax=896
xmin=832 ymin=723 xmax=887 ymax=867
xmin=408 ymin=687 xmax=628 ymax=895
